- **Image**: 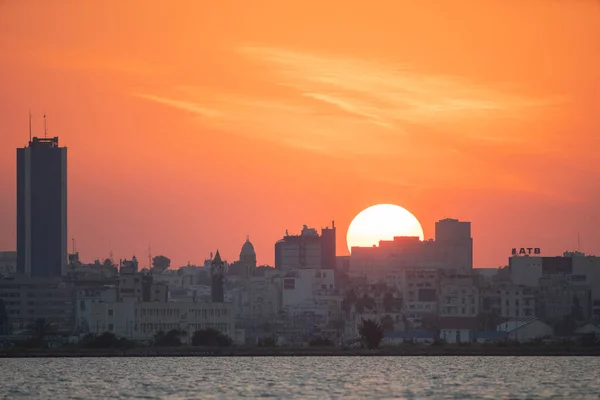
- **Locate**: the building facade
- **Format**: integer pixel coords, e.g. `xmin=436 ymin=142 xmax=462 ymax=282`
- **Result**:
xmin=89 ymin=301 xmax=235 ymax=342
xmin=17 ymin=136 xmax=67 ymax=278
xmin=275 ymin=225 xmax=329 ymax=270
xmin=509 ymin=251 xmax=600 ymax=320
xmin=0 ymin=277 xmax=74 ymax=333
xmin=348 ymin=218 xmax=473 ymax=281
xmin=0 ymin=251 xmax=17 ymax=277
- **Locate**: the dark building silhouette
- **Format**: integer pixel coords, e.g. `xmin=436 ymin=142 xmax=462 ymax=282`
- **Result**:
xmin=434 ymin=218 xmax=473 ymax=270
xmin=274 ymin=223 xmax=336 ymax=270
xmin=320 ymin=221 xmax=336 ymax=269
xmin=17 ymin=136 xmax=67 ymax=278
xmin=211 ymin=250 xmax=225 ymax=302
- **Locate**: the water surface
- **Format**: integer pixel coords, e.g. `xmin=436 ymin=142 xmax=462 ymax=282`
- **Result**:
xmin=0 ymin=356 xmax=597 ymax=399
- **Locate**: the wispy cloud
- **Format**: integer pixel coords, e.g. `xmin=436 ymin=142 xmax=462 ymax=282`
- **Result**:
xmin=237 ymin=45 xmax=565 ymax=129
xmin=136 ymin=94 xmax=222 ymax=118
xmin=135 ymin=44 xmax=568 ymax=194
xmin=138 ymin=44 xmax=565 ymax=152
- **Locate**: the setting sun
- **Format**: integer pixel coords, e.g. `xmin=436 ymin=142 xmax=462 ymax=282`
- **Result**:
xmin=346 ymin=204 xmax=425 ymax=252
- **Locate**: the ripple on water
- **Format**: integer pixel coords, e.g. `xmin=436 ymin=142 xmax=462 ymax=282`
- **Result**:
xmin=0 ymin=356 xmax=599 ymax=399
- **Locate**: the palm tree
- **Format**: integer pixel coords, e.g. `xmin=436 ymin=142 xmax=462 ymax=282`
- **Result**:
xmin=383 ymin=292 xmax=394 ymax=313
xmin=358 ymin=319 xmax=384 ymax=349
xmin=380 ymin=315 xmax=395 ymax=333
xmin=420 ymin=313 xmax=440 ymax=340
xmin=361 ymin=294 xmax=376 ymax=312
xmin=24 ymin=318 xmax=55 ymax=348
xmin=27 ymin=318 xmax=54 ymax=340
xmin=0 ymin=300 xmax=8 ymax=335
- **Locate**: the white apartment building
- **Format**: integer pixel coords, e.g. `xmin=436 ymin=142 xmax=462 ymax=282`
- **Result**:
xmin=281 ymin=269 xmax=340 ymax=328
xmin=403 ymin=268 xmax=439 ymax=324
xmin=75 ymin=285 xmax=118 ymax=333
xmin=509 ymin=251 xmax=600 ymax=319
xmin=440 ymin=276 xmax=480 ymax=318
xmin=282 ymin=269 xmax=335 ymax=307
xmin=231 ymin=270 xmax=283 ymax=325
xmin=250 ymin=272 xmax=282 ymax=322
xmin=500 ymin=286 xmax=535 ymax=318
xmin=89 ymin=301 xmax=235 ymax=343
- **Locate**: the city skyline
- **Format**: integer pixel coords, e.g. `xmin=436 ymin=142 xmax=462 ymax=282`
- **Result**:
xmin=1 ymin=1 xmax=599 ymax=268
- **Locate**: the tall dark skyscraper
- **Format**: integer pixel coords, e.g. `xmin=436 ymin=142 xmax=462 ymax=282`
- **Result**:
xmin=17 ymin=136 xmax=67 ymax=277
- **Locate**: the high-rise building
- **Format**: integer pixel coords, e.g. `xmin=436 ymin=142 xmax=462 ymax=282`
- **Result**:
xmin=16 ymin=136 xmax=67 ymax=278
xmin=434 ymin=218 xmax=473 ymax=270
xmin=274 ymin=225 xmax=325 ymax=271
xmin=274 ymin=222 xmax=337 ymax=270
xmin=320 ymin=221 xmax=336 ymax=270
xmin=348 ymin=218 xmax=473 ymax=280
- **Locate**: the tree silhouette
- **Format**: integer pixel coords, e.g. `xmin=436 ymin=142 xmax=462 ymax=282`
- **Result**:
xmin=478 ymin=310 xmax=500 ymax=331
xmin=153 ymin=329 xmax=185 ymax=346
xmin=191 ymin=328 xmax=232 ymax=347
xmin=380 ymin=315 xmax=395 ymax=333
xmin=358 ymin=319 xmax=384 ymax=349
xmin=309 ymin=337 xmax=334 ymax=346
xmin=21 ymin=318 xmax=55 ymax=348
xmin=342 ymin=289 xmax=357 ymax=313
xmin=383 ymin=292 xmax=394 ymax=313
xmin=82 ymin=332 xmax=134 ymax=349
xmin=421 ymin=313 xmax=441 ymax=340
xmin=571 ymin=296 xmax=585 ymax=321
xmin=152 ymin=255 xmax=171 ymax=273
xmin=0 ymin=299 xmax=8 ymax=335
xmin=361 ymin=294 xmax=376 ymax=311
xmin=27 ymin=318 xmax=54 ymax=340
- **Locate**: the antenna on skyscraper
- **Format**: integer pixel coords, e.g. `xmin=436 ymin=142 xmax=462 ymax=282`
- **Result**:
xmin=28 ymin=111 xmax=32 ymax=142
xmin=577 ymin=231 xmax=580 ymax=252
xmin=43 ymin=114 xmax=47 ymax=138
xmin=148 ymin=245 xmax=152 ymax=270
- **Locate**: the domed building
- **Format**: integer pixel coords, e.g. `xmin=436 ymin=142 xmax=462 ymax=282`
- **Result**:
xmin=227 ymin=237 xmax=257 ymax=279
xmin=240 ymin=236 xmax=257 ymax=268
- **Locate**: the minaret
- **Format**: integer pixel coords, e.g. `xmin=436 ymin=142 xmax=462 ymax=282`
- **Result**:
xmin=211 ymin=250 xmax=225 ymax=302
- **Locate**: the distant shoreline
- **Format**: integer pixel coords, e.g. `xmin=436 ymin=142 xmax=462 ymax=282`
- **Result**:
xmin=2 ymin=346 xmax=600 ymax=358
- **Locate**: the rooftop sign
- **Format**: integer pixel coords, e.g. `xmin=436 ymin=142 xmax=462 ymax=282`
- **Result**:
xmin=512 ymin=248 xmax=541 ymax=256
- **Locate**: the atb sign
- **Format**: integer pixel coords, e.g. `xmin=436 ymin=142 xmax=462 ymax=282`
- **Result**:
xmin=511 ymin=247 xmax=541 ymax=256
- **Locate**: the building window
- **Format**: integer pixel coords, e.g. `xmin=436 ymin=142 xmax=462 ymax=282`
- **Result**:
xmin=108 ymin=324 xmax=114 ymax=331
xmin=108 ymin=309 xmax=113 ymax=316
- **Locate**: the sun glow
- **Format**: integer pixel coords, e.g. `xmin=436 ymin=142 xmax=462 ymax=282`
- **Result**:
xmin=346 ymin=204 xmax=424 ymax=252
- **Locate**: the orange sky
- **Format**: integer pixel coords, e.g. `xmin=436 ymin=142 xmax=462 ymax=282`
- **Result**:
xmin=1 ymin=0 xmax=599 ymax=268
